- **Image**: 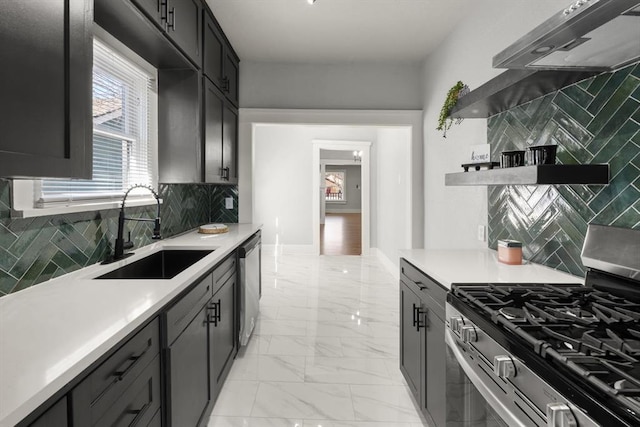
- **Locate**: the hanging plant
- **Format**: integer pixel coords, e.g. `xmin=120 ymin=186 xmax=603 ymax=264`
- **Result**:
xmin=436 ymin=81 xmax=468 ymax=138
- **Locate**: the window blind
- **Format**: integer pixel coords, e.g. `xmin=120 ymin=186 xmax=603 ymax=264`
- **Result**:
xmin=39 ymin=38 xmax=155 ymax=206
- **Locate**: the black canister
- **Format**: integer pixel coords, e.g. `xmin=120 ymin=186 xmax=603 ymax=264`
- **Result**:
xmin=500 ymin=150 xmax=526 ymax=168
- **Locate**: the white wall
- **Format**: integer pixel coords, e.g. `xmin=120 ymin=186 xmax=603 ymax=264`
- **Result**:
xmin=252 ymin=124 xmax=378 ymax=246
xmin=421 ymin=1 xmax=561 ymax=249
xmin=240 ymin=61 xmax=423 ymax=109
xmin=250 ymin=121 xmax=413 ymax=267
xmin=376 ymin=127 xmax=411 ymax=264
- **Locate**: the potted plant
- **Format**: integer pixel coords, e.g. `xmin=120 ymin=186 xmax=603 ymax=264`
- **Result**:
xmin=436 ymin=81 xmax=468 ymax=138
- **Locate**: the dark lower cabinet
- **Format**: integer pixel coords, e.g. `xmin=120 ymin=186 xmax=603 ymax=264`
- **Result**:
xmin=399 ymin=258 xmax=446 ymax=427
xmin=71 ymin=318 xmax=161 ymax=427
xmin=0 ymin=0 xmax=92 ymax=179
xmin=29 ymin=397 xmax=67 ymax=427
xmin=166 ymin=305 xmax=209 ymax=427
xmin=209 ymin=268 xmax=237 ymax=403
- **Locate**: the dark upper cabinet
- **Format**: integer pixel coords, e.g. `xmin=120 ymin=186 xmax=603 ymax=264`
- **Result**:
xmin=131 ymin=0 xmax=163 ymax=25
xmin=204 ymin=79 xmax=225 ymax=183
xmin=222 ymin=103 xmax=238 ymax=184
xmin=203 ymin=11 xmax=240 ymax=107
xmin=204 ymin=78 xmax=238 ymax=185
xmin=224 ymin=50 xmax=240 ymax=106
xmin=158 ymin=68 xmax=203 ymax=183
xmin=0 ymin=0 xmax=92 ymax=179
xmin=165 ymin=0 xmax=202 ymax=67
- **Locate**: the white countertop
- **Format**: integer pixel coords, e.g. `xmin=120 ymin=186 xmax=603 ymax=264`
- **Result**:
xmin=399 ymin=249 xmax=583 ymax=289
xmin=0 ymin=223 xmax=261 ymax=427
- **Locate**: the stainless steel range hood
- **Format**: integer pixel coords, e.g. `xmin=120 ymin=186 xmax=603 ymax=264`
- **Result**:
xmin=494 ymin=0 xmax=640 ymax=71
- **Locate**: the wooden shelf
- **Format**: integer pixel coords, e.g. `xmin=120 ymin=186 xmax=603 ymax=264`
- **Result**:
xmin=445 ymin=164 xmax=610 ymax=186
xmin=449 ymin=69 xmax=599 ymax=118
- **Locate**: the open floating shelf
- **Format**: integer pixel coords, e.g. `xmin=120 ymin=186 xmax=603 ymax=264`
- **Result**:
xmin=445 ymin=164 xmax=610 ymax=186
xmin=449 ymin=69 xmax=599 ymax=118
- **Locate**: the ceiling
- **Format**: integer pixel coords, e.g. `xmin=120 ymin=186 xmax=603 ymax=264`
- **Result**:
xmin=205 ymin=0 xmax=469 ymax=63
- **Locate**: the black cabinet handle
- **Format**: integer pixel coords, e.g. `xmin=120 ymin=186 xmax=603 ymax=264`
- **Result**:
xmin=167 ymin=7 xmax=176 ymax=31
xmin=412 ymin=304 xmax=427 ymax=332
xmin=128 ymin=401 xmax=151 ymax=427
xmin=415 ymin=281 xmax=427 ymax=290
xmin=216 ymin=299 xmax=221 ymax=322
xmin=208 ymin=302 xmax=218 ymax=326
xmin=113 ymin=345 xmax=150 ymax=381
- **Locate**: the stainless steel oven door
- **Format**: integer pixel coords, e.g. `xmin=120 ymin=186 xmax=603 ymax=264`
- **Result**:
xmin=445 ymin=329 xmax=523 ymax=427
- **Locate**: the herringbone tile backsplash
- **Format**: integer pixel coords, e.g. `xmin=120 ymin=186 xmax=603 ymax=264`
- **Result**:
xmin=0 ymin=182 xmax=238 ymax=296
xmin=488 ymin=62 xmax=640 ymax=276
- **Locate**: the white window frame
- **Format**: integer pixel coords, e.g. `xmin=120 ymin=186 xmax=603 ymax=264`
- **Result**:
xmin=11 ymin=25 xmax=159 ymax=218
xmin=325 ymin=169 xmax=347 ymax=204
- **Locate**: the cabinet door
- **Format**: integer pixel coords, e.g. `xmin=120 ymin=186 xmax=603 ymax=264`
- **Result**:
xmin=132 ymin=0 xmax=162 ymax=25
xmin=425 ymin=312 xmax=446 ymax=427
xmin=204 ymin=78 xmax=225 ymax=183
xmin=222 ymin=103 xmax=238 ymax=184
xmin=0 ymin=0 xmax=92 ymax=179
xmin=167 ymin=305 xmax=209 ymax=427
xmin=203 ymin=12 xmax=225 ymax=91
xmin=224 ymin=51 xmax=239 ymax=107
xmin=29 ymin=397 xmax=68 ymax=427
xmin=209 ymin=273 xmax=237 ymax=403
xmin=166 ymin=0 xmax=202 ymax=66
xmin=399 ymin=280 xmax=422 ymax=399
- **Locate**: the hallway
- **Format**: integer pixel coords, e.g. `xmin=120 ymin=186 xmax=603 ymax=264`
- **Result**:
xmin=208 ymin=253 xmax=425 ymax=426
xmin=320 ymin=213 xmax=362 ymax=256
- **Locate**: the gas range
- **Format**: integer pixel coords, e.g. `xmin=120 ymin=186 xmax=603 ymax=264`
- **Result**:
xmin=445 ymin=224 xmax=640 ymax=427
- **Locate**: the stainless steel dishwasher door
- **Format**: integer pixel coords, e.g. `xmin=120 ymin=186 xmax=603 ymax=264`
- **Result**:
xmin=239 ymin=234 xmax=260 ymax=346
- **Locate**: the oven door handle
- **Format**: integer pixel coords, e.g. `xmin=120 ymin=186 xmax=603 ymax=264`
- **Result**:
xmin=445 ymin=329 xmax=529 ymax=427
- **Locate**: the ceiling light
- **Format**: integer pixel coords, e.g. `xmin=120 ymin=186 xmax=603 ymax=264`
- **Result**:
xmin=307 ymin=0 xmax=316 ymax=4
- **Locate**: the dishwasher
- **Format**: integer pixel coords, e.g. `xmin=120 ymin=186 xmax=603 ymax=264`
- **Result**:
xmin=238 ymin=231 xmax=261 ymax=346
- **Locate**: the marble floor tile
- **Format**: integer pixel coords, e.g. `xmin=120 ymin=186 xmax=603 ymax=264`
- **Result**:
xmin=350 ymin=385 xmax=422 ymax=423
xmin=211 ymin=380 xmax=260 ymax=417
xmin=208 ymin=254 xmax=425 ymax=427
xmin=266 ymin=335 xmax=343 ymax=357
xmin=251 ymin=382 xmax=355 ymax=420
xmin=228 ymin=355 xmax=306 ymax=382
xmin=304 ymin=357 xmax=395 ymax=385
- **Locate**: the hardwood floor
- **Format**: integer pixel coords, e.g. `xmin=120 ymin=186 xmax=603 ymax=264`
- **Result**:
xmin=320 ymin=212 xmax=362 ymax=255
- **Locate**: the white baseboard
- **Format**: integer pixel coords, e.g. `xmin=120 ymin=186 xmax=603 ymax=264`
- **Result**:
xmin=371 ymin=248 xmax=399 ymax=281
xmin=262 ymin=244 xmax=315 ymax=256
xmin=325 ymin=209 xmax=362 ymax=214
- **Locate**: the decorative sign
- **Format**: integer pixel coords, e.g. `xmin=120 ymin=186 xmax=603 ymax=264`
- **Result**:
xmin=469 ymin=144 xmax=491 ymax=164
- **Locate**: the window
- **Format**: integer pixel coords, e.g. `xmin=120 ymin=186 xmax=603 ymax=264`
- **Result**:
xmin=38 ymin=34 xmax=157 ymax=207
xmin=325 ymin=170 xmax=346 ymax=202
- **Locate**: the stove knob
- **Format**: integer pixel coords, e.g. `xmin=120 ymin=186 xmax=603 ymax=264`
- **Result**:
xmin=460 ymin=325 xmax=478 ymax=343
xmin=494 ymin=355 xmax=516 ymax=379
xmin=450 ymin=316 xmax=464 ymax=333
xmin=546 ymin=403 xmax=577 ymax=427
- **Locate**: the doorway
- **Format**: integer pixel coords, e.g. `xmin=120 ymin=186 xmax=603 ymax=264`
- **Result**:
xmin=312 ymin=140 xmax=371 ymax=256
xmin=320 ymin=153 xmax=363 ymax=255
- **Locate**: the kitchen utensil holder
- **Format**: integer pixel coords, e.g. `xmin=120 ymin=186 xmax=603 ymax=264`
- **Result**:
xmin=527 ymin=144 xmax=557 ymax=165
xmin=500 ymin=150 xmax=525 ymax=168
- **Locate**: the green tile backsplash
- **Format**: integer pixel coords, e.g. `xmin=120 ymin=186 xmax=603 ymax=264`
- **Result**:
xmin=488 ymin=62 xmax=640 ymax=277
xmin=0 ymin=181 xmax=238 ymax=296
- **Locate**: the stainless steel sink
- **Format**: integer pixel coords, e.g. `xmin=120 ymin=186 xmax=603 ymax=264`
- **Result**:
xmin=95 ymin=249 xmax=214 ymax=280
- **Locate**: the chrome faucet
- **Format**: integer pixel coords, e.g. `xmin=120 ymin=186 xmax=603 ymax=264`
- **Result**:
xmin=105 ymin=184 xmax=162 ymax=264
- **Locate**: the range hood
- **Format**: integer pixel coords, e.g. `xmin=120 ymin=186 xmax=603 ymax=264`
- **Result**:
xmin=494 ymin=0 xmax=640 ymax=71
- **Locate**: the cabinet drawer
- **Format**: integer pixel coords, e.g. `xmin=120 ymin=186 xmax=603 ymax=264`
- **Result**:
xmin=213 ymin=253 xmax=236 ymax=295
xmin=400 ymin=259 xmax=447 ymax=313
xmin=94 ymin=355 xmax=161 ymax=427
xmin=165 ymin=273 xmax=213 ymax=344
xmin=72 ymin=318 xmax=160 ymax=425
